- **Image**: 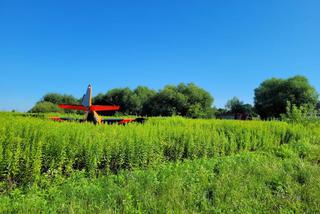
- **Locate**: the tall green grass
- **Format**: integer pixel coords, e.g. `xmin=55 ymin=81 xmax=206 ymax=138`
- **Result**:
xmin=0 ymin=153 xmax=319 ymax=213
xmin=0 ymin=112 xmax=319 ymax=213
xmin=0 ymin=113 xmax=319 ymax=189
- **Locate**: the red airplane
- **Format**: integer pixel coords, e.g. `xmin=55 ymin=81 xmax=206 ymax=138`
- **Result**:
xmin=50 ymin=84 xmax=145 ymax=125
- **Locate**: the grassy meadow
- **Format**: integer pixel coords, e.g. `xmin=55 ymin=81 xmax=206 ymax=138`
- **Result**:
xmin=0 ymin=112 xmax=319 ymax=213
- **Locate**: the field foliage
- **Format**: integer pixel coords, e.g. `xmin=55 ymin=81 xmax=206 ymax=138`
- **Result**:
xmin=0 ymin=112 xmax=319 ymax=213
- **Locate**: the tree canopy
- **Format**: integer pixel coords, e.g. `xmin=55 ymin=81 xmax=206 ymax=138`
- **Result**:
xmin=93 ymin=83 xmax=214 ymax=118
xmin=42 ymin=93 xmax=79 ymax=105
xmin=225 ymin=97 xmax=254 ymax=116
xmin=254 ymin=75 xmax=318 ymax=119
xmin=28 ymin=94 xmax=79 ymax=113
xmin=93 ymin=86 xmax=157 ymax=116
xmin=28 ymin=101 xmax=64 ymax=113
xmin=145 ymin=83 xmax=214 ymax=118
xmin=30 ymin=83 xmax=214 ymax=118
xmin=28 ymin=76 xmax=318 ymax=120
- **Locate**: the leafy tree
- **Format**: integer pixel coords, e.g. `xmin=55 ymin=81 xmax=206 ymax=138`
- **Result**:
xmin=93 ymin=88 xmax=135 ymax=115
xmin=145 ymin=83 xmax=214 ymax=118
xmin=215 ymin=108 xmax=228 ymax=117
xmin=225 ymin=97 xmax=255 ymax=116
xmin=187 ymin=104 xmax=216 ymax=118
xmin=254 ymin=76 xmax=318 ymax=119
xmin=42 ymin=93 xmax=79 ymax=105
xmin=28 ymin=101 xmax=64 ymax=113
xmin=30 ymin=83 xmax=214 ymax=118
xmin=226 ymin=97 xmax=244 ymax=114
xmin=134 ymin=86 xmax=157 ymax=115
xmin=145 ymin=85 xmax=187 ymax=116
xmin=93 ymin=86 xmax=156 ymax=115
xmin=177 ymin=83 xmax=214 ymax=117
xmin=29 ymin=93 xmax=79 ymax=113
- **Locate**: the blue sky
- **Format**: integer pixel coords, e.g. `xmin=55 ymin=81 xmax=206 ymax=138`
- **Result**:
xmin=0 ymin=0 xmax=319 ymax=111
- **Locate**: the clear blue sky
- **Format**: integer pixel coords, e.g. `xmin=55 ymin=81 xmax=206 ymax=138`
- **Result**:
xmin=1 ymin=0 xmax=319 ymax=112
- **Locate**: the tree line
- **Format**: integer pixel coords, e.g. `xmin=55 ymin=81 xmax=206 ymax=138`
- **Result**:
xmin=29 ymin=83 xmax=215 ymax=118
xmin=29 ymin=75 xmax=319 ymax=119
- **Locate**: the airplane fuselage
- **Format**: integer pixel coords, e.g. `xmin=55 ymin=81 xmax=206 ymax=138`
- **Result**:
xmin=85 ymin=111 xmax=102 ymax=124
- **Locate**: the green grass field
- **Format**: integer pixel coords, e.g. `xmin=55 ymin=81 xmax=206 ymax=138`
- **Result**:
xmin=0 ymin=112 xmax=319 ymax=213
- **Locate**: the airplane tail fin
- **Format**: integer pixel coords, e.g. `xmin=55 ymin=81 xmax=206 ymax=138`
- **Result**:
xmin=82 ymin=84 xmax=92 ymax=107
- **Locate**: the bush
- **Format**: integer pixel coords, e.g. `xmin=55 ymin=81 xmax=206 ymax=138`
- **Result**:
xmin=28 ymin=101 xmax=63 ymax=113
xmin=281 ymin=102 xmax=319 ymax=125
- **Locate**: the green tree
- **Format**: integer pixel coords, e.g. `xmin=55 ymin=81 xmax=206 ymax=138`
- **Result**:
xmin=177 ymin=83 xmax=214 ymax=117
xmin=29 ymin=93 xmax=80 ymax=113
xmin=145 ymin=83 xmax=214 ymax=118
xmin=254 ymin=75 xmax=318 ymax=119
xmin=134 ymin=86 xmax=157 ymax=115
xmin=42 ymin=93 xmax=79 ymax=104
xmin=28 ymin=101 xmax=64 ymax=113
xmin=226 ymin=97 xmax=244 ymax=114
xmin=145 ymin=85 xmax=187 ymax=116
xmin=93 ymin=88 xmax=135 ymax=115
xmin=30 ymin=83 xmax=214 ymax=117
xmin=93 ymin=86 xmax=156 ymax=116
xmin=225 ymin=97 xmax=254 ymax=116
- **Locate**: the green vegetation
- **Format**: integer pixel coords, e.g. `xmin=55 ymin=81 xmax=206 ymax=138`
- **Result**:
xmin=0 ymin=112 xmax=319 ymax=213
xmin=29 ymin=75 xmax=319 ymax=120
xmin=29 ymin=93 xmax=79 ymax=114
xmin=94 ymin=86 xmax=157 ymax=116
xmin=216 ymin=97 xmax=255 ymax=119
xmin=30 ymin=83 xmax=215 ymax=118
xmin=281 ymin=102 xmax=319 ymax=125
xmin=254 ymin=75 xmax=318 ymax=119
xmin=28 ymin=101 xmax=64 ymax=113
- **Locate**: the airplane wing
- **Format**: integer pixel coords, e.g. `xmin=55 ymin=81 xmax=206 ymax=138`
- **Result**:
xmin=58 ymin=104 xmax=88 ymax=111
xmin=58 ymin=104 xmax=120 ymax=112
xmin=90 ymin=105 xmax=120 ymax=111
